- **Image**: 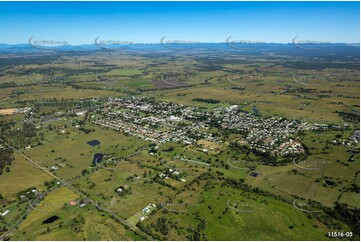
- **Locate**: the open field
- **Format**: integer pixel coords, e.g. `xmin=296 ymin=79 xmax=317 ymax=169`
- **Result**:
xmin=140 ymin=179 xmax=337 ymax=241
xmin=0 ymin=153 xmax=53 ymax=200
xmin=13 ymin=198 xmax=139 ymax=241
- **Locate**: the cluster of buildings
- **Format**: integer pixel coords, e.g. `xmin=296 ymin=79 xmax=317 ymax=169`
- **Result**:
xmin=275 ymin=139 xmax=305 ymax=156
xmin=92 ymin=97 xmax=217 ymax=144
xmin=158 ymin=168 xmax=182 ymax=180
xmin=139 ymin=203 xmax=157 ymax=222
xmin=215 ymin=105 xmax=305 ymax=154
xmin=15 ymin=107 xmax=31 ymax=114
xmin=349 ymin=130 xmax=360 ymax=144
xmin=175 ymin=155 xmax=210 ymax=166
xmin=311 ymin=123 xmax=350 ymax=131
xmin=19 ymin=189 xmax=38 ymax=200
xmin=330 ymin=130 xmax=360 ymax=148
xmin=90 ymin=97 xmax=351 ymax=156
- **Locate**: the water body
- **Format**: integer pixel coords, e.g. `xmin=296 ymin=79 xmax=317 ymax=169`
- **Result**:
xmin=42 ymin=215 xmax=60 ymax=224
xmin=86 ymin=139 xmax=101 ymax=146
xmin=324 ymin=180 xmax=335 ymax=186
xmin=92 ymin=153 xmax=103 ymax=165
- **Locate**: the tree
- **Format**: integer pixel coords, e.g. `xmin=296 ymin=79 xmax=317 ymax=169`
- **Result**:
xmin=81 ymin=169 xmax=88 ymax=176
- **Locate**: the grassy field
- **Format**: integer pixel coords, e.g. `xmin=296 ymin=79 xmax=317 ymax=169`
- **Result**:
xmin=23 ymin=124 xmax=149 ymax=180
xmin=13 ymin=195 xmax=139 ymax=240
xmin=72 ymin=162 xmax=174 ymax=219
xmin=0 ymin=153 xmax=53 ymax=200
xmin=140 ymin=180 xmax=335 ymax=241
xmin=245 ymin=130 xmax=359 ymax=207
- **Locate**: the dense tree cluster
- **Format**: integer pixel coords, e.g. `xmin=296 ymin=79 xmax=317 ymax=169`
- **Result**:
xmin=0 ymin=147 xmax=13 ymax=175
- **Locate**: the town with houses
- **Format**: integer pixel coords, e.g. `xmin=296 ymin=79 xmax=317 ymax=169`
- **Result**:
xmin=89 ymin=97 xmax=354 ymax=157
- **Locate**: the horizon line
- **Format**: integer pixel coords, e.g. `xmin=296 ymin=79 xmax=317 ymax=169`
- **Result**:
xmin=1 ymin=42 xmax=360 ymax=45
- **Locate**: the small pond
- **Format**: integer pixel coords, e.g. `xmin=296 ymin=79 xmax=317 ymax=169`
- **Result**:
xmin=325 ymin=180 xmax=335 ymax=186
xmin=86 ymin=139 xmax=101 ymax=146
xmin=92 ymin=153 xmax=103 ymax=165
xmin=42 ymin=215 xmax=60 ymax=224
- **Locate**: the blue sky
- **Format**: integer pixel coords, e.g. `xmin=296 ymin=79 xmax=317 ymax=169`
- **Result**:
xmin=0 ymin=1 xmax=359 ymax=44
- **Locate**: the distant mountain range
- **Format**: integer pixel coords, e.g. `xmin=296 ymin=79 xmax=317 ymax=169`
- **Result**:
xmin=0 ymin=43 xmax=359 ymax=56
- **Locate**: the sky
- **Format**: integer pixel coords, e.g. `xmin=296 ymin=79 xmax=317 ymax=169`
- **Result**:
xmin=0 ymin=1 xmax=359 ymax=45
